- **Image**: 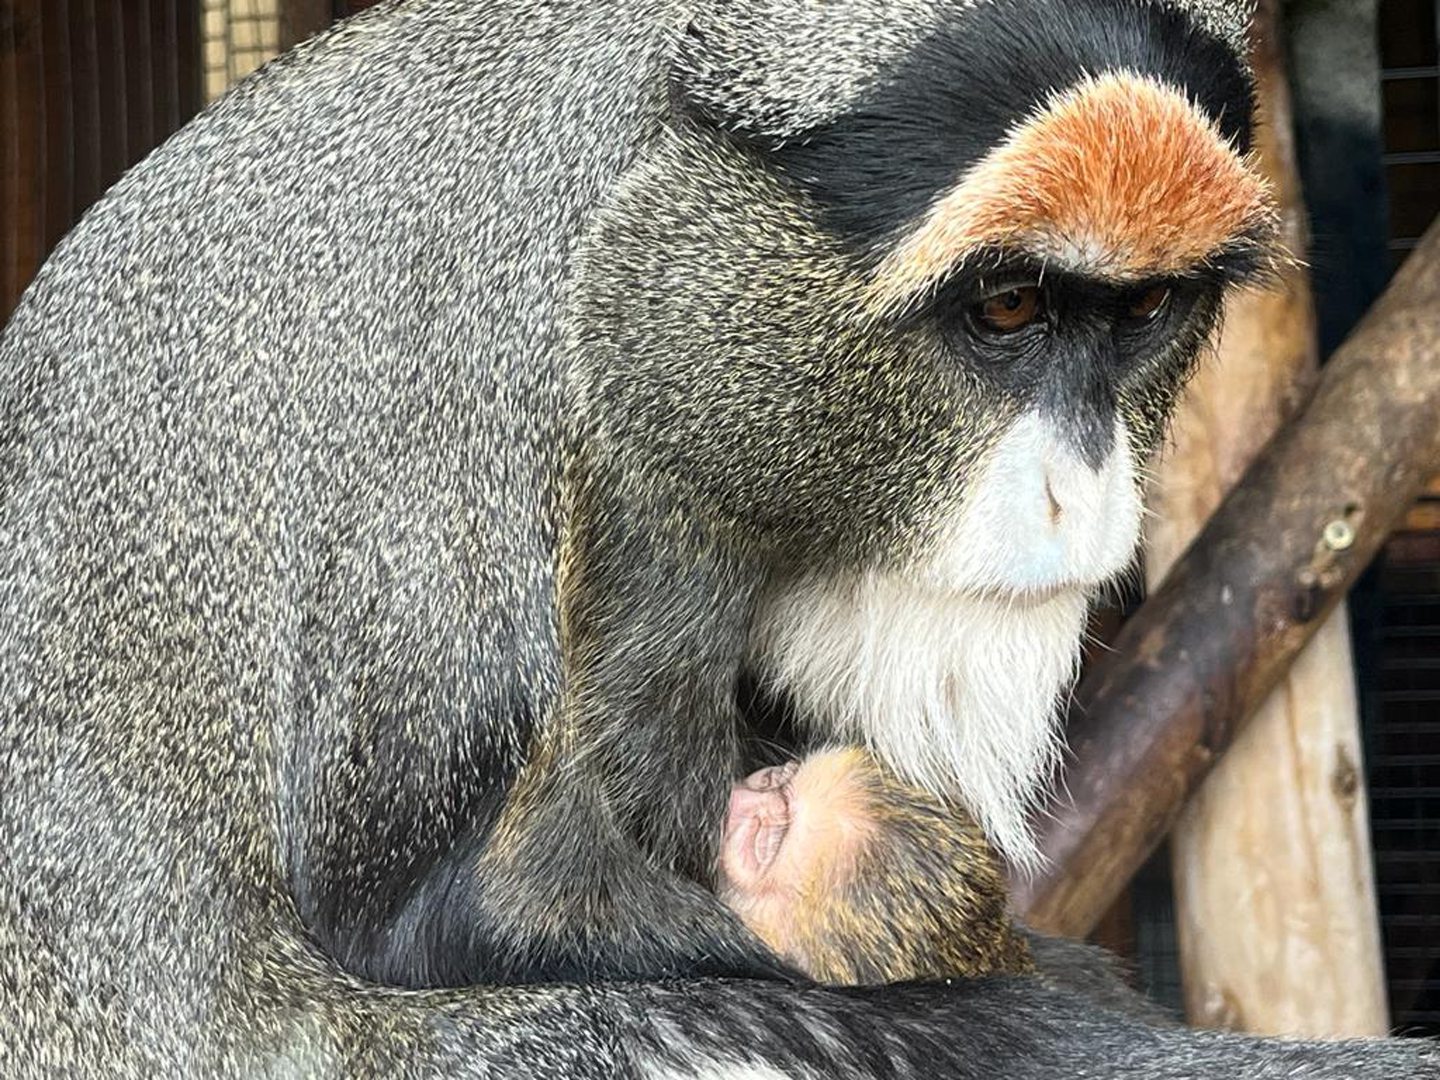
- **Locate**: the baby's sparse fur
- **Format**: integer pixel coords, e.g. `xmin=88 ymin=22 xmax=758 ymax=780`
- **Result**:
xmin=727 ymin=749 xmax=1035 ymax=985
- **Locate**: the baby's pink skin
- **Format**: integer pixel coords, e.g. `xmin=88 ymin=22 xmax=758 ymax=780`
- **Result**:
xmin=719 ymin=761 xmax=800 ymax=896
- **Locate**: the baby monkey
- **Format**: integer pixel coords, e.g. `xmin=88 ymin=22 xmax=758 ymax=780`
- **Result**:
xmin=718 ymin=747 xmax=1034 ymax=985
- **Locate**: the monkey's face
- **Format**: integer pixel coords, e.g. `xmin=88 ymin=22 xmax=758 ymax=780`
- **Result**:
xmin=717 ymin=749 xmax=1028 ymax=984
xmin=572 ymin=0 xmax=1274 ymax=861
xmin=865 ymin=256 xmax=1231 ymax=597
xmin=573 ymin=0 xmax=1274 ymax=599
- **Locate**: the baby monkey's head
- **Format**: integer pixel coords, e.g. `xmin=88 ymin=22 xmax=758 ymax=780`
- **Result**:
xmin=718 ymin=747 xmax=1033 ymax=985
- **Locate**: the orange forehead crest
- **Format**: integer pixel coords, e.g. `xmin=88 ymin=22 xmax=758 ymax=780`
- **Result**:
xmin=868 ymin=71 xmax=1276 ymax=311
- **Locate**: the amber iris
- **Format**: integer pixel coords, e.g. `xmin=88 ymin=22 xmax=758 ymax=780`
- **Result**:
xmin=1125 ymin=284 xmax=1171 ymax=321
xmin=975 ymin=286 xmax=1042 ymax=333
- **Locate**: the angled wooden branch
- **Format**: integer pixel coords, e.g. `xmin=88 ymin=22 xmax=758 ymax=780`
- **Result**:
xmin=1015 ymin=217 xmax=1440 ymax=939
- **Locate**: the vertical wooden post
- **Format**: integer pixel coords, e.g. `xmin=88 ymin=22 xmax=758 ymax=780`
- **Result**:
xmin=3 ymin=1 xmax=205 ymax=324
xmin=67 ymin=0 xmax=103 ymax=214
xmin=38 ymin=1 xmax=73 ymax=256
xmin=1145 ymin=0 xmax=1389 ymax=1036
xmin=122 ymin=0 xmax=157 ymax=166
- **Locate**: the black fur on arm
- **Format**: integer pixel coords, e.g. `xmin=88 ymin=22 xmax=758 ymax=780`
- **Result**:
xmin=454 ymin=462 xmax=801 ymax=983
xmin=288 ymin=454 xmax=796 ymax=988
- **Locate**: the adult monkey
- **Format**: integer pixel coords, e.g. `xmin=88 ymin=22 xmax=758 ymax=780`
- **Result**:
xmin=0 ymin=0 xmax=1434 ymax=1076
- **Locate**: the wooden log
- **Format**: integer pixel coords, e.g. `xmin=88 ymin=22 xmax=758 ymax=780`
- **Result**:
xmin=122 ymin=0 xmax=157 ymax=168
xmin=67 ymin=0 xmax=102 ymax=213
xmin=1013 ymin=214 xmax=1440 ymax=944
xmin=1168 ymin=615 xmax=1386 ymax=1034
xmin=174 ymin=0 xmax=202 ymax=120
xmin=1144 ymin=1 xmax=1388 ymax=1037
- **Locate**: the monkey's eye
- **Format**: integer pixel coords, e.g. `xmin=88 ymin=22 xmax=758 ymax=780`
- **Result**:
xmin=1122 ymin=283 xmax=1171 ymax=322
xmin=971 ymin=286 xmax=1043 ymax=334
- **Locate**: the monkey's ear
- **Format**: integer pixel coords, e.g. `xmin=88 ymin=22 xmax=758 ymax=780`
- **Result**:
xmin=669 ymin=0 xmax=940 ymax=143
xmin=1169 ymin=0 xmax=1256 ymax=58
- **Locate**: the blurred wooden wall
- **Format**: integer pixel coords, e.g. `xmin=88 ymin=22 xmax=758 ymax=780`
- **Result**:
xmin=0 ymin=0 xmax=385 ymax=322
xmin=0 ymin=0 xmax=203 ymax=321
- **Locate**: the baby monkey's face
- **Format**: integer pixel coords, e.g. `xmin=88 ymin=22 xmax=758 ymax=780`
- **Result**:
xmin=717 ymin=747 xmax=1034 ymax=985
xmin=718 ymin=752 xmax=872 ymax=948
xmin=720 ymin=760 xmax=798 ymax=891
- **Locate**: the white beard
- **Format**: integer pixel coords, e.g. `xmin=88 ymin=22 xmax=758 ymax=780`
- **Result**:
xmin=746 ymin=409 xmax=1142 ymax=869
xmin=748 ymin=572 xmax=1088 ymax=871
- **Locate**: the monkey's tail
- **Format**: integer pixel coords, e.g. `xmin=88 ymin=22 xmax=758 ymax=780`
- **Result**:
xmin=255 ymin=949 xmax=1440 ymax=1080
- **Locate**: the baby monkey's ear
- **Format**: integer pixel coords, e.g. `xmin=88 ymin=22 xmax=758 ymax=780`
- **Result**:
xmin=668 ymin=0 xmax=935 ymax=144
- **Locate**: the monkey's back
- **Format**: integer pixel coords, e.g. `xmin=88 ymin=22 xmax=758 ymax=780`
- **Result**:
xmin=0 ymin=0 xmax=673 ymax=1070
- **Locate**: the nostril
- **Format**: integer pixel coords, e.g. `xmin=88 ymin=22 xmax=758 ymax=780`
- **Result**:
xmin=1044 ymin=476 xmax=1063 ymax=525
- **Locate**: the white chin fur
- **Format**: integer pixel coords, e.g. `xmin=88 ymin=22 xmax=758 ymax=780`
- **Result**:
xmin=749 ymin=577 xmax=1087 ymax=870
xmin=921 ymin=411 xmax=1143 ymax=597
xmin=748 ymin=411 xmax=1143 ymax=868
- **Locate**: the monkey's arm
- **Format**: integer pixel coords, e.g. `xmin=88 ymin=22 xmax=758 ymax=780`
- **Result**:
xmin=385 ymin=765 xmax=802 ymax=985
xmin=393 ymin=481 xmax=802 ymax=984
xmin=266 ymin=507 xmax=795 ymax=987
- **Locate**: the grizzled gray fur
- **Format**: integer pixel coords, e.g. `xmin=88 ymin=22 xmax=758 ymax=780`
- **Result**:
xmin=0 ymin=0 xmax=1435 ymax=1077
